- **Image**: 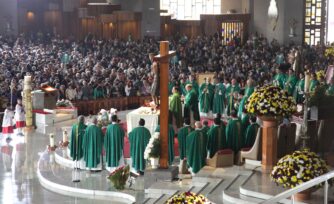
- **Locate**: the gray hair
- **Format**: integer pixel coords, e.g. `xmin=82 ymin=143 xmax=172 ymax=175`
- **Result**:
xmin=78 ymin=115 xmax=85 ymax=124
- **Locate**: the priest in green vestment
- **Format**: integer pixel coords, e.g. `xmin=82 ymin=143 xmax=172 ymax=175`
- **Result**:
xmin=226 ymin=79 xmax=240 ymax=116
xmin=226 ymin=111 xmax=242 ymax=154
xmin=93 ymin=84 xmax=105 ymax=99
xmin=212 ymin=78 xmax=225 ymax=116
xmin=82 ymin=117 xmax=104 ymax=171
xmin=180 ymin=79 xmax=187 ymax=96
xmin=186 ymin=122 xmax=207 ymax=175
xmin=104 ymin=115 xmax=125 ymax=171
xmin=186 ymin=75 xmax=199 ymax=95
xmin=240 ymin=110 xmax=250 ymax=141
xmin=326 ymin=78 xmax=334 ymax=96
xmin=244 ymin=116 xmax=260 ymax=148
xmin=207 ymin=118 xmax=226 ymax=158
xmin=309 ymin=73 xmax=319 ymax=93
xmin=293 ymin=73 xmax=305 ymax=104
xmin=70 ymin=115 xmax=87 ymax=169
xmin=129 ymin=119 xmax=151 ymax=173
xmin=155 ymin=124 xmax=175 ymax=165
xmin=199 ymin=78 xmax=214 ymax=114
xmin=244 ymin=79 xmax=255 ymax=98
xmin=177 ymin=118 xmax=193 ymax=162
xmin=169 ymin=86 xmax=183 ymax=130
xmin=184 ymin=84 xmax=200 ymax=126
xmin=201 ymin=120 xmax=210 ymax=134
xmin=273 ymin=68 xmax=287 ymax=89
xmin=226 ymin=91 xmax=239 ymax=116
xmin=284 ymin=69 xmax=298 ymax=96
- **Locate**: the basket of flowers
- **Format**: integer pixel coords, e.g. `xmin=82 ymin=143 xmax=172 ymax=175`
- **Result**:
xmin=271 ymin=149 xmax=330 ymax=200
xmin=166 ymin=192 xmax=212 ymax=204
xmin=107 ymin=165 xmax=130 ymax=190
xmin=144 ymin=132 xmax=161 ymax=169
xmin=245 ymin=85 xmax=296 ymax=118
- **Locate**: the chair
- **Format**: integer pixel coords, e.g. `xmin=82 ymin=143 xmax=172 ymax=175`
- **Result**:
xmin=239 ymin=128 xmax=262 ymax=163
xmin=277 ymin=124 xmax=297 ymax=159
xmin=206 ymin=149 xmax=234 ymax=167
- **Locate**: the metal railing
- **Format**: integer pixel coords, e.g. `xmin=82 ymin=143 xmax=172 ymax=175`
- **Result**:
xmin=261 ymin=170 xmax=334 ymax=204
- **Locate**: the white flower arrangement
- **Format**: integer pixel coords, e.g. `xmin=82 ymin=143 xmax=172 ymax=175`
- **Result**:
xmin=144 ymin=132 xmax=160 ymax=159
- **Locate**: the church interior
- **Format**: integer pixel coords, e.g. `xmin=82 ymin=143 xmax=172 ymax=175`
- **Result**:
xmin=0 ymin=0 xmax=334 ymax=203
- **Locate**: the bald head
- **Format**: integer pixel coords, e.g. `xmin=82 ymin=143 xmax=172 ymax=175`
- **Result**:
xmin=195 ymin=121 xmax=202 ymax=129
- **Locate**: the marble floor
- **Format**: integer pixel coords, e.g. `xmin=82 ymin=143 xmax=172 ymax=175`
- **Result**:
xmin=1 ymin=110 xmax=333 ymax=204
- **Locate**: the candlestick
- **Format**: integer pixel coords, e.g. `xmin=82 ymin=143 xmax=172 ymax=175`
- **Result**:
xmin=62 ymin=130 xmax=68 ymax=143
xmin=304 ymin=73 xmax=310 ymax=93
xmin=50 ymin=133 xmax=55 ymax=147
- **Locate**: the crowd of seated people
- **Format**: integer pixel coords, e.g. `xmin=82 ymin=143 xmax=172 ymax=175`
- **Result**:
xmin=0 ymin=32 xmax=331 ymax=107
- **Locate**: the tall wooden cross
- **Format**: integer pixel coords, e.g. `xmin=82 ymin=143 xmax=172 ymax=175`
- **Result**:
xmin=154 ymin=41 xmax=175 ymax=169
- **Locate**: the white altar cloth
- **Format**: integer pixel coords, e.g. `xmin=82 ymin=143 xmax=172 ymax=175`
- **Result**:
xmin=126 ymin=107 xmax=160 ymax=135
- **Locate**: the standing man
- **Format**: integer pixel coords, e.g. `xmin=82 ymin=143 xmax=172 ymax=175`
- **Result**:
xmin=82 ymin=117 xmax=104 ymax=171
xmin=14 ymin=99 xmax=25 ymax=135
xmin=244 ymin=116 xmax=260 ymax=148
xmin=2 ymin=104 xmax=14 ymax=140
xmin=284 ymin=69 xmax=298 ymax=96
xmin=155 ymin=124 xmax=175 ymax=165
xmin=199 ymin=78 xmax=214 ymax=115
xmin=186 ymin=121 xmax=207 ymax=175
xmin=177 ymin=118 xmax=193 ymax=172
xmin=70 ymin=115 xmax=87 ymax=169
xmin=207 ymin=117 xmax=226 ymax=158
xmin=273 ymin=68 xmax=287 ymax=89
xmin=226 ymin=78 xmax=240 ymax=116
xmin=129 ymin=119 xmax=151 ymax=174
xmin=169 ymin=86 xmax=183 ymax=131
xmin=226 ymin=110 xmax=242 ymax=154
xmin=294 ymin=72 xmax=305 ymax=104
xmin=212 ymin=78 xmax=225 ymax=117
xmin=184 ymin=84 xmax=200 ymax=126
xmin=104 ymin=115 xmax=125 ymax=172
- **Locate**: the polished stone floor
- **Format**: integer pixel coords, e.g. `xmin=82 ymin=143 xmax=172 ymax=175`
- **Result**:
xmin=0 ymin=119 xmax=127 ymax=204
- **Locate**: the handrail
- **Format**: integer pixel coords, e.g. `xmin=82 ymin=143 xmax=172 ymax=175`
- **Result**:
xmin=261 ymin=170 xmax=334 ymax=204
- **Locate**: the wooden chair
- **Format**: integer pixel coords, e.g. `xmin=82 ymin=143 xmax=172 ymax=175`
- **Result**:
xmin=238 ymin=128 xmax=262 ymax=164
xmin=277 ymin=124 xmax=297 ymax=159
xmin=206 ymin=149 xmax=234 ymax=167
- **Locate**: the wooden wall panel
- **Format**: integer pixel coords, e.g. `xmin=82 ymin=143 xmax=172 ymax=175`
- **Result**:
xmin=116 ymin=21 xmax=141 ymax=40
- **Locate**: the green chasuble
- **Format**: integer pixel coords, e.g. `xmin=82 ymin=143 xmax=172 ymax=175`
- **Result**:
xmin=184 ymin=89 xmax=200 ymax=121
xmin=284 ymin=75 xmax=298 ymax=96
xmin=177 ymin=125 xmax=193 ymax=160
xmin=207 ymin=124 xmax=226 ymax=158
xmin=93 ymin=88 xmax=104 ymax=99
xmin=202 ymin=125 xmax=210 ymax=135
xmin=199 ymin=83 xmax=214 ymax=113
xmin=240 ymin=113 xmax=250 ymax=147
xmin=70 ymin=122 xmax=87 ymax=160
xmin=244 ymin=86 xmax=255 ymax=98
xmin=226 ymin=85 xmax=240 ymax=116
xmin=129 ymin=126 xmax=151 ymax=171
xmin=237 ymin=97 xmax=248 ymax=118
xmin=273 ymin=73 xmax=287 ymax=89
xmin=244 ymin=123 xmax=259 ymax=148
xmin=293 ymin=78 xmax=305 ymax=104
xmin=169 ymin=92 xmax=183 ymax=128
xmin=212 ymin=83 xmax=225 ymax=115
xmin=180 ymin=83 xmax=187 ymax=96
xmin=186 ymin=129 xmax=207 ymax=174
xmin=82 ymin=125 xmax=104 ymax=168
xmin=155 ymin=125 xmax=175 ymax=164
xmin=104 ymin=123 xmax=125 ymax=167
xmin=226 ymin=118 xmax=242 ymax=153
xmin=186 ymin=80 xmax=200 ymax=95
xmin=327 ymin=85 xmax=334 ymax=95
xmin=309 ymin=79 xmax=319 ymax=93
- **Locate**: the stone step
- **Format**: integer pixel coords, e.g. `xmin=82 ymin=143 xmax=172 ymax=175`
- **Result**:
xmin=223 ymin=190 xmax=264 ymax=204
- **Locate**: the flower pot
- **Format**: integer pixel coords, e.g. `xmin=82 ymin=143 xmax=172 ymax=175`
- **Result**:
xmin=295 ymin=189 xmax=312 ymax=201
xmin=150 ymin=158 xmax=159 ymax=169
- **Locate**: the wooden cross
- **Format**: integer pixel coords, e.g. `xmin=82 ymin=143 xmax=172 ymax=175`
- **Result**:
xmin=154 ymin=41 xmax=175 ymax=169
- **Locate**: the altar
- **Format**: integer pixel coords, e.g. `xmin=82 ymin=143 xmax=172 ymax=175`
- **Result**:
xmin=126 ymin=107 xmax=160 ymax=135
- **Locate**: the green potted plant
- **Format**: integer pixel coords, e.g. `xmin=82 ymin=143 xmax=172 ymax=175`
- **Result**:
xmin=271 ymin=149 xmax=330 ymax=201
xmin=144 ymin=132 xmax=160 ymax=169
xmin=107 ymin=165 xmax=130 ymax=190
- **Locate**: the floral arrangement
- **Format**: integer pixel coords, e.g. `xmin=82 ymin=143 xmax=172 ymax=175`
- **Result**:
xmin=325 ymin=46 xmax=334 ymax=58
xmin=271 ymin=149 xmax=330 ymax=189
xmin=316 ymin=70 xmax=325 ymax=81
xmin=144 ymin=132 xmax=160 ymax=159
xmin=56 ymin=99 xmax=74 ymax=108
xmin=245 ymin=85 xmax=296 ymax=117
xmin=166 ymin=192 xmax=211 ymax=204
xmin=97 ymin=109 xmax=110 ymax=127
xmin=107 ymin=165 xmax=130 ymax=190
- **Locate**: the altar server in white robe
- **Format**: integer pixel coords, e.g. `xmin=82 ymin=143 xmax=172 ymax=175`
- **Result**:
xmin=14 ymin=99 xmax=25 ymax=135
xmin=2 ymin=105 xmax=15 ymax=140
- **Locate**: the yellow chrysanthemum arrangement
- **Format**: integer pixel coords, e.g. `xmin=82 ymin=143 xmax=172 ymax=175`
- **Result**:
xmin=316 ymin=70 xmax=325 ymax=81
xmin=325 ymin=46 xmax=334 ymax=58
xmin=166 ymin=192 xmax=211 ymax=204
xmin=271 ymin=149 xmax=329 ymax=189
xmin=245 ymin=85 xmax=296 ymax=117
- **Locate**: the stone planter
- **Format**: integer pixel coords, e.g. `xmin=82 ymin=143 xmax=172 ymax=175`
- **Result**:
xmin=295 ymin=189 xmax=313 ymax=201
xmin=150 ymin=158 xmax=159 ymax=169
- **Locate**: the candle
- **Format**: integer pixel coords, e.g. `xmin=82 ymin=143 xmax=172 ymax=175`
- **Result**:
xmin=50 ymin=133 xmax=55 ymax=147
xmin=24 ymin=76 xmax=31 ymax=83
xmin=62 ymin=130 xmax=68 ymax=143
xmin=304 ymin=73 xmax=310 ymax=93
